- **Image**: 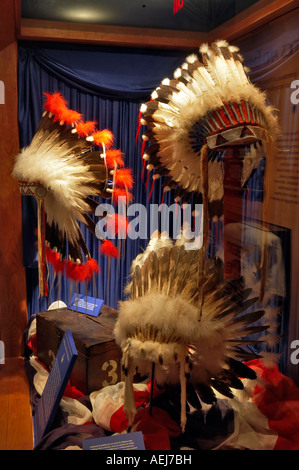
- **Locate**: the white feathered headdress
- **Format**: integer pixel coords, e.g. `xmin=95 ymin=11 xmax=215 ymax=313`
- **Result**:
xmin=13 ymin=92 xmax=133 ymax=295
xmin=140 ymin=39 xmax=278 ymax=218
xmin=114 ymin=233 xmax=279 ymax=432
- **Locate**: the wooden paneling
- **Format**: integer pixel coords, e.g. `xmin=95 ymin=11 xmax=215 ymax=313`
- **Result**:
xmin=210 ymin=0 xmax=299 ymax=42
xmin=0 ymin=0 xmax=27 ymax=358
xmin=19 ymin=18 xmax=207 ymax=50
xmin=0 ymin=358 xmax=33 ymax=450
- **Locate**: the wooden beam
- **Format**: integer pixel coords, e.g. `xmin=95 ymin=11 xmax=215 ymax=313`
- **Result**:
xmin=209 ymin=0 xmax=299 ymax=43
xmin=0 ymin=0 xmax=28 ymax=358
xmin=19 ymin=18 xmax=207 ymax=50
xmin=18 ymin=0 xmax=299 ymax=49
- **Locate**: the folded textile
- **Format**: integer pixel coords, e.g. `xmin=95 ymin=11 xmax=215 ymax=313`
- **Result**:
xmin=90 ymin=381 xmax=150 ymax=432
xmin=248 ymin=359 xmax=299 ymax=450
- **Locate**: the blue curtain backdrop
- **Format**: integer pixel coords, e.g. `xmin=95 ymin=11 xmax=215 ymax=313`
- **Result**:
xmin=17 ymin=41 xmax=289 ymax=375
xmin=17 ymin=41 xmax=188 ymax=317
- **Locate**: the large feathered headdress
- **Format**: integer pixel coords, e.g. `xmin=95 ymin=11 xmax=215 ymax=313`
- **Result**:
xmin=139 ymin=39 xmax=278 ymax=218
xmin=114 ymin=234 xmax=279 ymax=432
xmin=13 ymin=92 xmax=133 ymax=296
xmin=115 ymin=40 xmax=281 ymax=433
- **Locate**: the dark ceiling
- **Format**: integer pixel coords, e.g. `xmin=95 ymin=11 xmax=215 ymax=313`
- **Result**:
xmin=21 ymin=0 xmax=260 ymax=32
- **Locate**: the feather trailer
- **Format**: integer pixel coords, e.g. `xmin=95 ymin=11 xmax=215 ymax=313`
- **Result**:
xmin=13 ymin=91 xmax=132 ymax=295
xmin=114 ymin=235 xmax=280 ymax=432
xmin=139 ymin=40 xmax=279 ymax=220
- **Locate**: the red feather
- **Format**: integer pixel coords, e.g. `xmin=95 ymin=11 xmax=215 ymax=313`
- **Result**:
xmin=66 ymin=261 xmax=85 ymax=282
xmin=105 ymin=149 xmax=125 ymax=168
xmin=44 ymin=92 xmax=67 ymax=119
xmin=45 ymin=245 xmax=55 ymax=264
xmin=46 ymin=246 xmax=65 ymax=274
xmin=92 ymin=129 xmax=114 ymax=148
xmin=100 ymin=240 xmax=119 ymax=258
xmin=76 ymin=121 xmax=97 ymax=137
xmin=112 ymin=188 xmax=133 ymax=204
xmin=66 ymin=259 xmax=76 ymax=279
xmin=84 ymin=258 xmax=100 ymax=281
xmin=52 ymin=253 xmax=65 ymax=274
xmin=114 ymin=168 xmax=134 ymax=190
xmin=44 ymin=92 xmax=82 ymax=124
xmin=59 ymin=107 xmax=82 ymax=125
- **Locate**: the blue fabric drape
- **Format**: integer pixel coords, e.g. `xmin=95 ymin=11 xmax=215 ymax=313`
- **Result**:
xmin=17 ymin=41 xmax=188 ymax=316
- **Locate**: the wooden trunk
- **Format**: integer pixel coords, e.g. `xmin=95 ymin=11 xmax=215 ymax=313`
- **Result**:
xmin=36 ymin=305 xmax=122 ymax=395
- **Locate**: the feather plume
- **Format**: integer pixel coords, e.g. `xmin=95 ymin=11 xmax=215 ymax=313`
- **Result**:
xmin=105 ymin=149 xmax=125 ymax=168
xmin=92 ymin=129 xmax=114 ymax=148
xmin=113 ymin=168 xmax=134 ymax=190
xmin=13 ymin=92 xmax=132 ymax=293
xmin=75 ymin=121 xmax=97 ymax=137
xmin=100 ymin=239 xmax=119 ymax=258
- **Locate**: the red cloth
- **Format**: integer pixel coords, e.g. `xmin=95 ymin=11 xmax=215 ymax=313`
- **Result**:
xmin=136 ymin=407 xmax=181 ymax=450
xmin=247 ymin=359 xmax=299 ymax=450
xmin=28 ymin=334 xmax=37 ymax=356
xmin=109 ymin=388 xmax=150 ymax=433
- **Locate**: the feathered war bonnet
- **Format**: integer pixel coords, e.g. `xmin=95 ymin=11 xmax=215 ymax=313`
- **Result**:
xmin=114 ymin=41 xmax=281 ymax=433
xmin=114 ymin=233 xmax=279 ymax=433
xmin=139 ymin=39 xmax=279 ymax=218
xmin=13 ymin=92 xmax=133 ymax=296
xmin=138 ymin=39 xmax=279 ymax=296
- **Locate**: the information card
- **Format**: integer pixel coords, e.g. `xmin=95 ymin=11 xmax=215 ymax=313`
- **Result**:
xmin=83 ymin=432 xmax=145 ymax=450
xmin=69 ymin=293 xmax=104 ymax=317
xmin=33 ymin=329 xmax=78 ymax=445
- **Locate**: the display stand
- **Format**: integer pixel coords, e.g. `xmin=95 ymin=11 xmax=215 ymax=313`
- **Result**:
xmin=223 ymin=147 xmax=244 ymax=281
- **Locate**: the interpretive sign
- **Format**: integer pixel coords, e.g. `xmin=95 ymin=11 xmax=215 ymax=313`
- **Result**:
xmin=83 ymin=431 xmax=145 ymax=450
xmin=69 ymin=293 xmax=104 ymax=317
xmin=33 ymin=329 xmax=78 ymax=445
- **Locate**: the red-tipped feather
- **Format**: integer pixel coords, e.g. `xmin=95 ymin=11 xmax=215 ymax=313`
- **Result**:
xmin=66 ymin=260 xmax=84 ymax=282
xmin=105 ymin=149 xmax=125 ymax=168
xmin=44 ymin=92 xmax=82 ymax=124
xmin=114 ymin=168 xmax=134 ymax=190
xmin=85 ymin=258 xmax=100 ymax=280
xmin=76 ymin=121 xmax=97 ymax=137
xmin=72 ymin=263 xmax=87 ymax=283
xmin=112 ymin=188 xmax=133 ymax=204
xmin=52 ymin=252 xmax=65 ymax=274
xmin=100 ymin=240 xmax=119 ymax=258
xmin=46 ymin=246 xmax=65 ymax=274
xmin=59 ymin=107 xmax=82 ymax=125
xmin=44 ymin=92 xmax=67 ymax=119
xmin=45 ymin=245 xmax=56 ymax=264
xmin=66 ymin=259 xmax=75 ymax=280
xmin=92 ymin=129 xmax=114 ymax=148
